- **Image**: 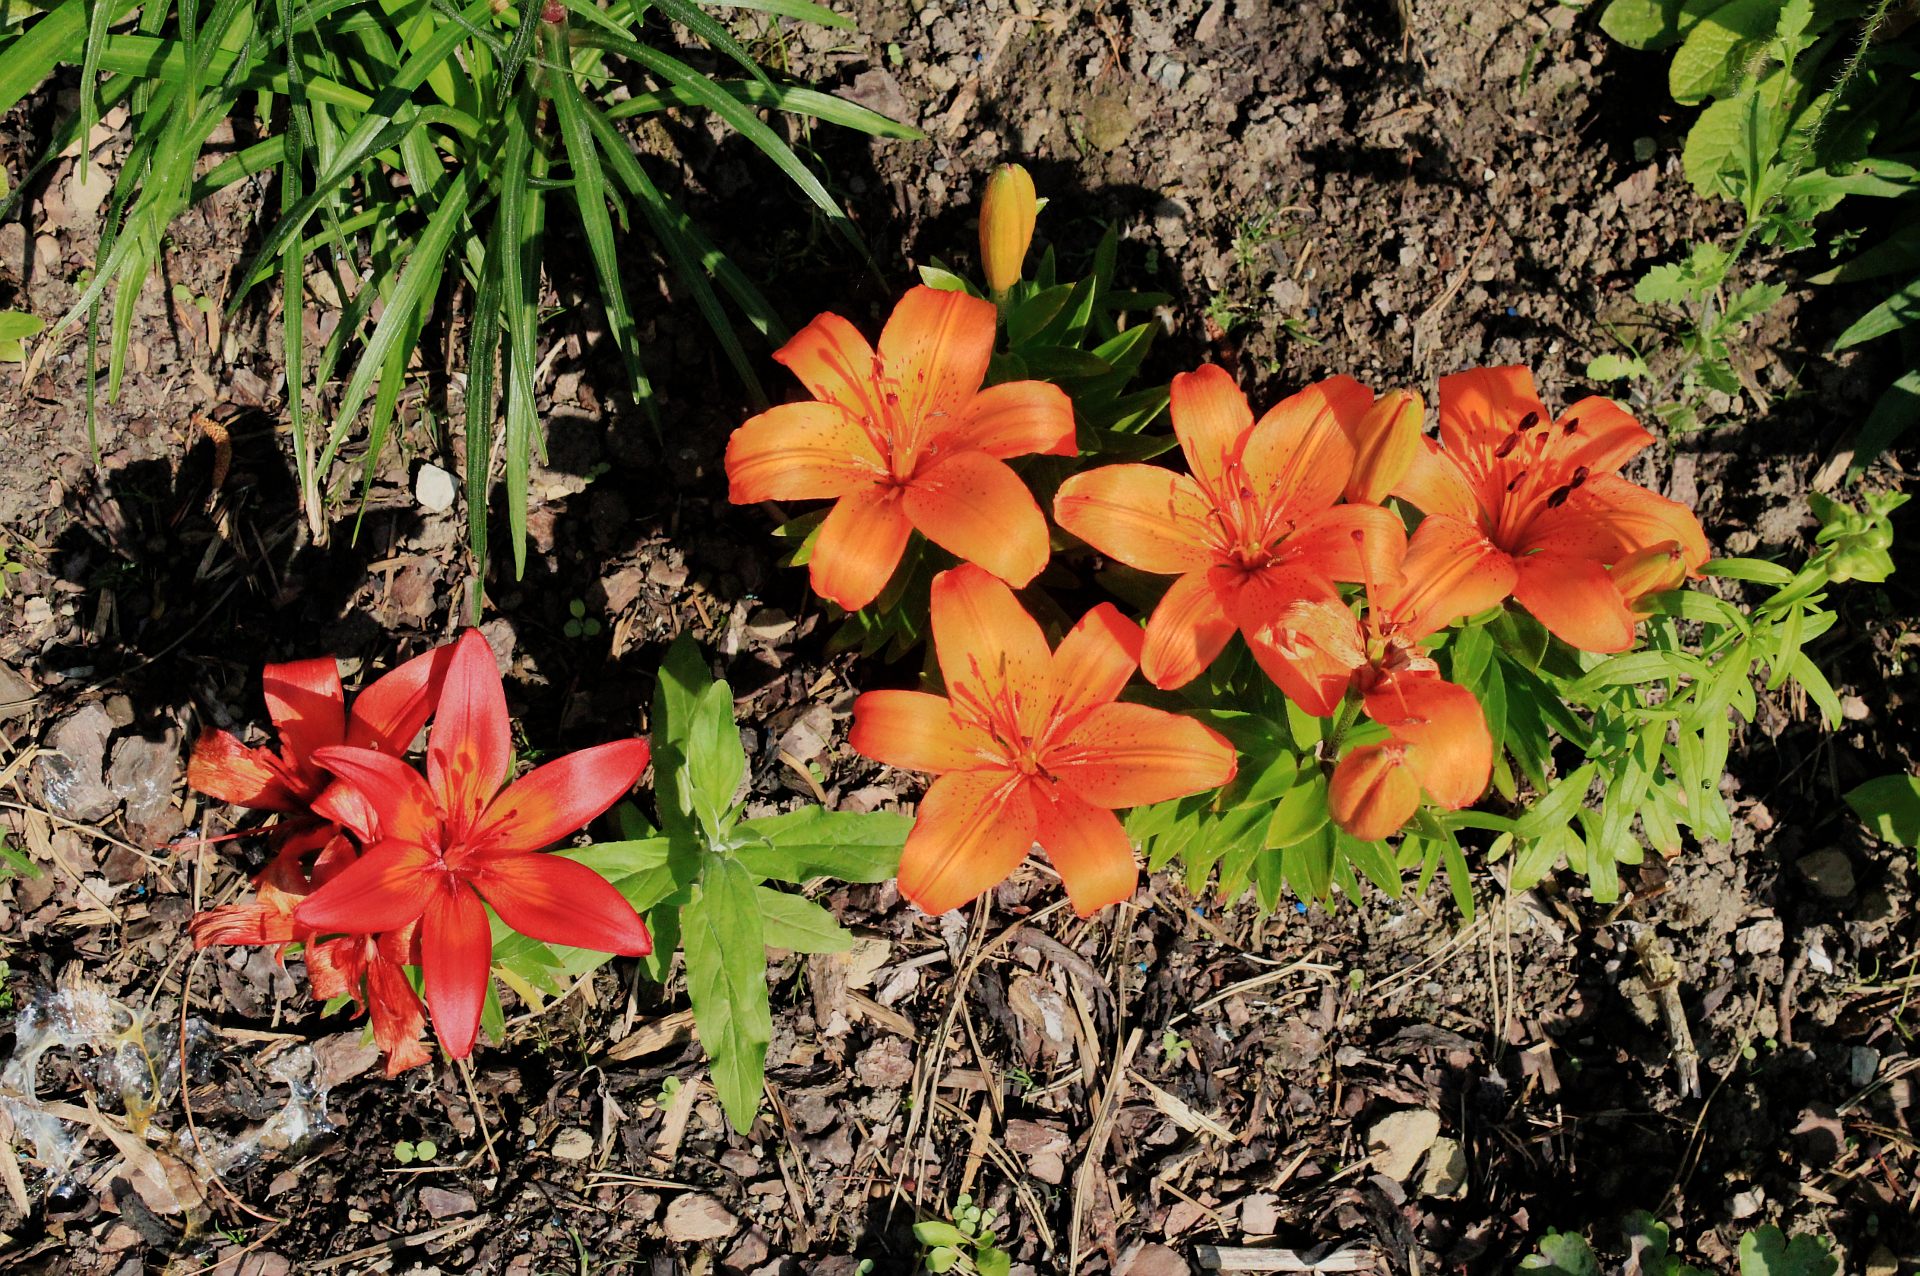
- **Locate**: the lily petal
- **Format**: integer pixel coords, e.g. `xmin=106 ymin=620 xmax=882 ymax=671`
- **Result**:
xmin=948 ymin=380 xmax=1077 ymax=458
xmin=1050 ymin=702 xmax=1237 ymax=808
xmin=468 ymin=739 xmax=652 ymax=856
xmin=367 ymin=931 xmax=433 ymax=1076
xmin=773 ymin=310 xmax=881 ymax=419
xmin=1511 ymin=552 xmax=1636 ymax=653
xmin=185 ymin=730 xmax=300 ymax=811
xmin=878 ymin=285 xmax=997 ymax=430
xmin=1279 ymin=504 xmax=1408 ymax=589
xmin=1029 ymin=784 xmax=1137 ymax=916
xmin=1140 ymin=569 xmax=1238 ymax=690
xmin=1386 ymin=514 xmax=1519 ymax=640
xmin=1396 ymin=438 xmax=1482 ymax=522
xmin=1364 ymin=675 xmax=1490 ymax=810
xmin=420 ymin=882 xmax=493 ymax=1059
xmin=429 ymin=630 xmax=514 ymax=839
xmin=1554 ymin=396 xmax=1654 ymax=475
xmin=310 ymin=745 xmax=440 ymax=846
xmin=902 ymin=450 xmax=1051 ymax=588
xmin=262 ymin=657 xmax=346 ymax=772
xmin=1240 ymin=593 xmax=1365 ymax=718
xmin=849 ymin=691 xmax=990 ymax=775
xmin=726 ymin=402 xmax=884 ymax=504
xmin=1169 ymin=364 xmax=1253 ymax=498
xmin=1437 ymin=366 xmax=1550 ymax=456
xmin=1051 ymin=604 xmax=1142 ymax=724
xmin=1239 ymin=375 xmax=1365 ymax=522
xmin=1523 ymin=473 xmax=1710 ymax=570
xmin=809 ymin=486 xmax=913 ymax=611
xmin=473 ymin=851 xmax=652 ymax=955
xmin=1053 ymin=464 xmax=1219 ymax=575
xmin=346 ymin=644 xmax=451 ymax=755
xmin=928 ymin=565 xmax=1054 ymax=734
xmin=1328 ymin=744 xmax=1421 ymax=841
xmin=293 ymin=840 xmax=438 ymax=936
xmin=897 ymin=770 xmax=1035 ymax=915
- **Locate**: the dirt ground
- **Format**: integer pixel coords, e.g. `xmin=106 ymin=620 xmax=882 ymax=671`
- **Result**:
xmin=0 ymin=1 xmax=1915 ymax=1273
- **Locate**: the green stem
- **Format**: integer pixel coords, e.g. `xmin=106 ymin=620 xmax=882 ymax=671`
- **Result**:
xmin=1320 ymin=688 xmax=1364 ymax=769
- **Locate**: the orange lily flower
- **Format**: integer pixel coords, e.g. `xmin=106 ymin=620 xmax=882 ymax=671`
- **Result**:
xmin=1052 ymin=363 xmax=1403 ymax=706
xmin=1255 ymin=525 xmax=1492 ymax=840
xmin=726 ymin=285 xmax=1076 ymax=611
xmin=1392 ymin=366 xmax=1709 ymax=652
xmin=847 ymin=565 xmax=1237 ymax=916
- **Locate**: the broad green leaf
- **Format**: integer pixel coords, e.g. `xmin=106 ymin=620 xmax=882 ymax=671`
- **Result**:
xmin=1519 ymin=1231 xmax=1599 ymax=1275
xmin=1737 ymin=1226 xmax=1837 ymax=1276
xmin=1264 ymin=772 xmax=1329 ymax=849
xmin=1667 ymin=0 xmax=1778 ymax=105
xmin=1598 ymin=0 xmax=1686 ymax=49
xmin=1511 ymin=763 xmax=1598 ymax=840
xmin=734 ymin=807 xmax=910 ymax=883
xmin=913 ymin=1222 xmax=968 ymax=1247
xmin=1844 ymin=773 xmax=1920 ymax=847
xmin=755 ymin=887 xmax=852 ymax=953
xmin=682 ymin=857 xmax=771 ymax=1132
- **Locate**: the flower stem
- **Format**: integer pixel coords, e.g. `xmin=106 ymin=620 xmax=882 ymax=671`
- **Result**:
xmin=1320 ymin=688 xmax=1364 ymax=769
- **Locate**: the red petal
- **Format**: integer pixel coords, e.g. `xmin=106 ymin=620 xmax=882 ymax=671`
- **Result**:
xmin=1385 ymin=514 xmax=1519 ymax=640
xmin=467 ymin=739 xmax=652 ymax=855
xmin=293 ymin=839 xmax=438 ymax=936
xmin=367 ymin=938 xmax=433 ymax=1076
xmin=1240 ymin=375 xmax=1365 ymax=523
xmin=420 ymin=883 xmax=493 ymax=1059
xmin=808 ymin=486 xmax=913 ymax=611
xmin=472 ymin=851 xmax=652 ymax=955
xmin=929 ymin=564 xmax=1055 ymax=737
xmin=1140 ymin=569 xmax=1238 ymax=690
xmin=1437 ymin=366 xmax=1549 ymax=457
xmin=1049 ymin=702 xmax=1238 ymax=808
xmin=304 ymin=935 xmax=369 ymax=1002
xmin=772 ymin=310 xmax=881 ymax=419
xmin=310 ymin=745 xmax=439 ymax=846
xmin=1050 ymin=604 xmax=1142 ymax=725
xmin=185 ymin=730 xmax=301 ymax=811
xmin=428 ymin=630 xmax=514 ymax=839
xmin=1511 ymin=552 xmax=1636 ymax=653
xmin=947 ymin=380 xmax=1077 ymax=459
xmin=902 ymin=450 xmax=1051 ymax=588
xmin=896 ymin=771 xmax=1034 ymax=915
xmin=1029 ymin=784 xmax=1137 ymax=916
xmin=1169 ymin=364 xmax=1253 ymax=500
xmin=848 ymin=691 xmax=991 ymax=775
xmin=346 ymin=644 xmax=452 ymax=755
xmin=726 ymin=402 xmax=885 ymax=504
xmin=877 ymin=285 xmax=997 ymax=438
xmin=262 ymin=658 xmax=346 ymax=777
xmin=1052 ymin=464 xmax=1218 ymax=575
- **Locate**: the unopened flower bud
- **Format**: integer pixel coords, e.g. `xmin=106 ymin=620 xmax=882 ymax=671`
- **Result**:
xmin=1611 ymin=541 xmax=1686 ymax=618
xmin=1345 ymin=389 xmax=1423 ymax=505
xmin=1328 ymin=744 xmax=1421 ymax=842
xmin=979 ymin=163 xmax=1037 ymax=295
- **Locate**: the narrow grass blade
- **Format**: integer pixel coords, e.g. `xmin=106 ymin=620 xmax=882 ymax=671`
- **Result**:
xmin=707 ymin=0 xmax=852 ymax=29
xmin=464 ymin=214 xmax=508 ymax=617
xmin=603 ymin=76 xmax=921 ymax=138
xmin=645 ymin=0 xmax=774 ymax=89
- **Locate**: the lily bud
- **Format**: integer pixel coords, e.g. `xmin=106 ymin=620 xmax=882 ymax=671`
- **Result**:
xmin=1610 ymin=541 xmax=1686 ymax=618
xmin=1345 ymin=389 xmax=1423 ymax=505
xmin=1328 ymin=743 xmax=1421 ymax=842
xmin=979 ymin=163 xmax=1037 ymax=294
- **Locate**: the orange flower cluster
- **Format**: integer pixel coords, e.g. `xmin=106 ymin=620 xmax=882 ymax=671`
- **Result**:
xmin=727 ymin=289 xmax=1707 ymax=915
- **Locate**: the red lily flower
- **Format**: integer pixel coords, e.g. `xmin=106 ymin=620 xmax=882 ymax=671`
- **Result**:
xmin=291 ymin=630 xmax=653 ymax=1059
xmin=726 ymin=285 xmax=1076 ymax=611
xmin=1052 ymin=364 xmax=1403 ymax=704
xmin=1253 ymin=524 xmax=1493 ymax=840
xmin=306 ymin=922 xmax=432 ymax=1076
xmin=187 ymin=821 xmax=355 ymax=955
xmin=1393 ymin=366 xmax=1709 ymax=652
xmin=848 ymin=564 xmax=1238 ymax=916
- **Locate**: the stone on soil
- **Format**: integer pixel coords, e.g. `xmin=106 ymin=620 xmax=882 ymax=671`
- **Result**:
xmin=662 ymin=1192 xmax=738 ymax=1243
xmin=1367 ymin=1108 xmax=1441 ymax=1181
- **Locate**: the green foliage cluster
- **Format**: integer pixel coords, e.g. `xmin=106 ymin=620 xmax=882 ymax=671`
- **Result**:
xmin=1521 ymin=1211 xmax=1837 ymax=1276
xmin=1594 ymin=0 xmax=1920 ymax=456
xmin=0 ymin=0 xmax=916 ymax=592
xmin=914 ymin=1195 xmax=1012 ymax=1276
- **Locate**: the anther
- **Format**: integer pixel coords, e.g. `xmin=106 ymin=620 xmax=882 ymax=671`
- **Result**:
xmin=1494 ymin=433 xmax=1522 ymax=459
xmin=1545 ymin=485 xmax=1571 ymax=508
xmin=1516 ymin=411 xmax=1540 ymax=431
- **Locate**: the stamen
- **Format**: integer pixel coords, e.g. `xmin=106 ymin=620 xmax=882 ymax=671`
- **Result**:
xmin=1493 ymin=433 xmax=1522 ymax=459
xmin=1545 ymin=485 xmax=1571 ymax=508
xmin=1516 ymin=410 xmax=1539 ymax=431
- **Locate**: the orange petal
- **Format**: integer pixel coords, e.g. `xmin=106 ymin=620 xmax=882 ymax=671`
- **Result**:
xmin=979 ymin=163 xmax=1038 ymax=293
xmin=1345 ymin=388 xmax=1423 ymax=504
xmin=848 ymin=690 xmax=991 ymax=774
xmin=1397 ymin=437 xmax=1483 ymax=521
xmin=1523 ymin=473 xmax=1711 ymax=570
xmin=877 ymin=285 xmax=997 ymax=431
xmin=1554 ymin=395 xmax=1654 ymax=475
xmin=1053 ymin=464 xmax=1218 ymax=575
xmin=1612 ymin=541 xmax=1688 ymax=618
xmin=428 ymin=630 xmax=514 ymax=839
xmin=1511 ymin=552 xmax=1636 ymax=653
xmin=1385 ymin=514 xmax=1519 ymax=639
xmin=1239 ymin=592 xmax=1364 ymax=717
xmin=1140 ymin=569 xmax=1238 ymax=690
xmin=896 ymin=770 xmax=1035 ymax=914
xmin=1049 ymin=702 xmax=1238 ymax=807
xmin=1279 ymin=504 xmax=1408 ymax=590
xmin=773 ymin=310 xmax=881 ymax=418
xmin=948 ymin=380 xmax=1077 ymax=459
xmin=902 ymin=450 xmax=1050 ymax=588
xmin=726 ymin=402 xmax=883 ymax=504
xmin=1437 ymin=366 xmax=1550 ymax=457
xmin=808 ymin=486 xmax=913 ymax=611
xmin=929 ymin=564 xmax=1054 ymax=732
xmin=1029 ymin=783 xmax=1136 ymax=915
xmin=1169 ymin=364 xmax=1254 ymax=499
xmin=1328 ymin=744 xmax=1421 ymax=841
xmin=1050 ymin=604 xmax=1142 ymax=724
xmin=366 ymin=940 xmax=433 ymax=1076
xmin=186 ymin=730 xmax=300 ymax=810
xmin=1364 ymin=675 xmax=1490 ymax=810
xmin=1239 ymin=375 xmax=1365 ymax=522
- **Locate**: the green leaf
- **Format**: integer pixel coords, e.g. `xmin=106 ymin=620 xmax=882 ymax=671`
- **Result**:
xmin=755 ymin=886 xmax=852 ymax=953
xmin=1846 ymin=367 xmax=1920 ymax=476
xmin=1519 ymin=1231 xmax=1600 ymax=1276
xmin=1598 ymin=0 xmax=1687 ymax=49
xmin=1264 ymin=772 xmax=1330 ymax=849
xmin=682 ymin=857 xmax=771 ymax=1133
xmin=1737 ymin=1226 xmax=1837 ymax=1276
xmin=1511 ymin=763 xmax=1598 ymax=841
xmin=733 ymin=807 xmax=910 ymax=883
xmin=1585 ymin=352 xmax=1650 ymax=381
xmin=1667 ymin=0 xmax=1778 ymax=105
xmin=1702 ymin=556 xmax=1794 ymax=585
xmin=913 ymin=1221 xmax=968 ymax=1247
xmin=1833 ymin=274 xmax=1920 ymax=350
xmin=1844 ymin=774 xmax=1920 ymax=848
xmin=652 ymin=635 xmax=745 ymax=837
xmin=0 ymin=309 xmax=44 ymax=361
